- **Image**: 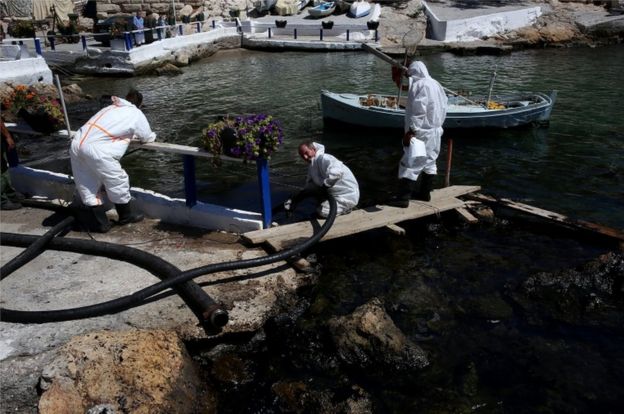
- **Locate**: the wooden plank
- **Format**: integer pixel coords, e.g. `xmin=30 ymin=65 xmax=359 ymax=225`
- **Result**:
xmin=455 ymin=207 xmax=479 ymax=223
xmin=242 ymin=185 xmax=480 ymax=245
xmin=131 ymin=142 xmax=245 ymax=163
xmin=257 ymin=197 xmax=466 ymax=250
xmin=468 ymin=193 xmax=624 ymax=242
xmin=385 ymin=224 xmax=406 ymax=236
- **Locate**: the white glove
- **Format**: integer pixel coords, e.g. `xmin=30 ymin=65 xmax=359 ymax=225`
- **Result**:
xmin=283 ymin=199 xmax=293 ymax=212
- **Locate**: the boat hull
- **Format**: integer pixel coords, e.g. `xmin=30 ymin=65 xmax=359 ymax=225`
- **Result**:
xmin=320 ymin=90 xmax=557 ymax=129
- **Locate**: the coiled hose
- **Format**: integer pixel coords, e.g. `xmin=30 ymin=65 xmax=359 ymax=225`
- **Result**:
xmin=0 ymin=195 xmax=337 ymax=325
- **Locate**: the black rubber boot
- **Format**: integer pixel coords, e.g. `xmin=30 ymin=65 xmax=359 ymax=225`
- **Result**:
xmin=414 ymin=173 xmax=435 ymax=202
xmin=71 ymin=204 xmax=111 ymax=233
xmin=387 ymin=178 xmax=416 ymax=208
xmin=115 ymin=200 xmax=144 ymax=225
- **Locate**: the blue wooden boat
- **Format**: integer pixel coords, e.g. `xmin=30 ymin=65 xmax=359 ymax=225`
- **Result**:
xmin=308 ymin=1 xmax=336 ymax=18
xmin=320 ymin=90 xmax=557 ymax=129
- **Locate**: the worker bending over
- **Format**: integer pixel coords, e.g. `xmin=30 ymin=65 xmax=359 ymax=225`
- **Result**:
xmin=70 ymin=89 xmax=156 ymax=232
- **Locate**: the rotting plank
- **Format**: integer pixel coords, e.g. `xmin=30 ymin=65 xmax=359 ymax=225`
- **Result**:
xmin=468 ymin=193 xmax=624 ymax=242
xmin=243 ymin=185 xmax=480 ymax=246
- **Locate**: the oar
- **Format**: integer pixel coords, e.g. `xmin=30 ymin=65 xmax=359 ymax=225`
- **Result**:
xmin=360 ymin=43 xmax=486 ymax=108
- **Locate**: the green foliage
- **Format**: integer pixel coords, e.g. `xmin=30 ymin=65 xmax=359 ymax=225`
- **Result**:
xmin=8 ymin=20 xmax=35 ymax=38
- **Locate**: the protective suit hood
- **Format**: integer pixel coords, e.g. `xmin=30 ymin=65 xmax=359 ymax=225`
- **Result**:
xmin=407 ymin=61 xmax=430 ymax=80
xmin=312 ymin=142 xmax=325 ymax=158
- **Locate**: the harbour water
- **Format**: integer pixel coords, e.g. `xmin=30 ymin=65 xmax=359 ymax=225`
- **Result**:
xmin=67 ymin=45 xmax=624 ymax=229
xmin=19 ymin=44 xmax=624 ymax=412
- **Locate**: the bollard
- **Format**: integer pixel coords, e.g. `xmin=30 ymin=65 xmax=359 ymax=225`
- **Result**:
xmin=212 ymin=20 xmax=216 ymax=29
xmin=178 ymin=24 xmax=183 ymax=36
xmin=320 ymin=28 xmax=323 ymax=41
xmin=268 ymin=27 xmax=272 ymax=39
xmin=347 ymin=29 xmax=350 ymax=41
xmin=196 ymin=22 xmax=200 ymax=33
xmin=81 ymin=35 xmax=87 ymax=51
xmin=294 ymin=28 xmax=297 ymax=40
xmin=375 ymin=29 xmax=378 ymax=42
xmin=34 ymin=38 xmax=42 ymax=55
xmin=50 ymin=37 xmax=55 ymax=51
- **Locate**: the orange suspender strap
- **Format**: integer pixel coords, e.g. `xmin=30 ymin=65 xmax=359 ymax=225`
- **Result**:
xmin=79 ymin=104 xmax=131 ymax=147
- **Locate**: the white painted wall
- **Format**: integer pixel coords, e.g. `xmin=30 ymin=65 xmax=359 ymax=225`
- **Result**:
xmin=9 ymin=165 xmax=264 ymax=233
xmin=424 ymin=4 xmax=542 ymax=42
xmin=0 ymin=56 xmax=53 ymax=85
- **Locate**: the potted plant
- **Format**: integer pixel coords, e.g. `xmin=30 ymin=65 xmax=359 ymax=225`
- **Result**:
xmin=367 ymin=20 xmax=379 ymax=30
xmin=201 ymin=114 xmax=284 ymax=166
xmin=275 ymin=19 xmax=287 ymax=28
xmin=110 ymin=18 xmax=128 ymax=50
xmin=2 ymin=85 xmax=65 ymax=134
xmin=321 ymin=20 xmax=334 ymax=30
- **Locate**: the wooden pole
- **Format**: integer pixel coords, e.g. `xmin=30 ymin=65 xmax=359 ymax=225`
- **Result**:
xmin=54 ymin=74 xmax=71 ymax=135
xmin=444 ymin=138 xmax=453 ymax=187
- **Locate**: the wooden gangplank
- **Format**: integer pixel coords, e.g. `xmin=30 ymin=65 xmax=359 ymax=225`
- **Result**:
xmin=242 ymin=185 xmax=480 ymax=251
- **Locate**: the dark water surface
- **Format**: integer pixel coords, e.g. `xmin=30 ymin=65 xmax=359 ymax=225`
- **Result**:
xmin=69 ymin=45 xmax=623 ymax=229
xmin=24 ymin=45 xmax=624 ymax=412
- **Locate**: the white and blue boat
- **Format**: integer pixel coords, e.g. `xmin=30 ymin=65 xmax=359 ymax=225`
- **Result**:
xmin=320 ymin=90 xmax=558 ymax=129
xmin=308 ymin=1 xmax=336 ymax=18
xmin=348 ymin=0 xmax=371 ymax=18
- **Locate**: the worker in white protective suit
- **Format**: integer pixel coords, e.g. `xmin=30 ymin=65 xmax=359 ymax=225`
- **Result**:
xmin=388 ymin=61 xmax=448 ymax=208
xmin=69 ymin=89 xmax=156 ymax=232
xmin=284 ymin=141 xmax=359 ymax=218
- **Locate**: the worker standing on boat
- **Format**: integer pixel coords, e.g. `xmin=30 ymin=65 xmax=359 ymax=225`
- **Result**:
xmin=69 ymin=89 xmax=156 ymax=232
xmin=388 ymin=61 xmax=448 ymax=207
xmin=285 ymin=141 xmax=359 ymax=218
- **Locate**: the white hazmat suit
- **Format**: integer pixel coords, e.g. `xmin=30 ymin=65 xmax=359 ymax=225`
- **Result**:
xmin=304 ymin=142 xmax=359 ymax=217
xmin=70 ymin=96 xmax=156 ymax=207
xmin=399 ymin=61 xmax=448 ymax=181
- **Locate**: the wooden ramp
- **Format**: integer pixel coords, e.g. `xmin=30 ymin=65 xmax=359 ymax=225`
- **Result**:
xmin=242 ymin=185 xmax=481 ymax=251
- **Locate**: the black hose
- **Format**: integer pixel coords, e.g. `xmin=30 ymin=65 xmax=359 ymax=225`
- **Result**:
xmin=0 ymin=231 xmax=225 ymax=326
xmin=0 ymin=196 xmax=337 ymax=324
xmin=1 ymin=216 xmax=75 ymax=280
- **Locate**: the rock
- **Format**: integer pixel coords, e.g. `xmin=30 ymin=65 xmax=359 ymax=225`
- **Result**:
xmin=327 ymin=297 xmax=429 ymax=371
xmin=174 ymin=50 xmax=191 ymax=66
xmin=153 ymin=62 xmax=184 ymax=76
xmin=509 ymin=252 xmax=624 ymax=329
xmin=37 ymin=329 xmax=217 ymax=414
xmin=180 ymin=5 xmax=194 ymax=17
xmin=271 ymin=380 xmax=373 ymax=414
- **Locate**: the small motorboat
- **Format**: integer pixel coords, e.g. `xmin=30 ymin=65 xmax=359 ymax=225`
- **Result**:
xmin=308 ymin=1 xmax=336 ymax=18
xmin=348 ymin=0 xmax=371 ymax=18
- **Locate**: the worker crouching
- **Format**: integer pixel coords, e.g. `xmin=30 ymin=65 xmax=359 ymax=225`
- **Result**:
xmin=69 ymin=89 xmax=156 ymax=232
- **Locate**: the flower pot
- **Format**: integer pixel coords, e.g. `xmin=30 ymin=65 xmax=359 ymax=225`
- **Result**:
xmin=220 ymin=127 xmax=238 ymax=155
xmin=110 ymin=38 xmax=126 ymax=51
xmin=322 ymin=21 xmax=334 ymax=30
xmin=367 ymin=20 xmax=379 ymax=30
xmin=17 ymin=108 xmax=59 ymax=134
xmin=275 ymin=20 xmax=287 ymax=28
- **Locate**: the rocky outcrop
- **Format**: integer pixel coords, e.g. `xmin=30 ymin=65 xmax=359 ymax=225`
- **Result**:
xmin=37 ymin=329 xmax=216 ymax=414
xmin=327 ymin=297 xmax=429 ymax=371
xmin=509 ymin=252 xmax=624 ymax=329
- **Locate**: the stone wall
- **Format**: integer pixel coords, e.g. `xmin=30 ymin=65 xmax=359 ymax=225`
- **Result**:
xmin=94 ymin=1 xmax=249 ymax=19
